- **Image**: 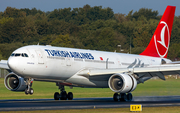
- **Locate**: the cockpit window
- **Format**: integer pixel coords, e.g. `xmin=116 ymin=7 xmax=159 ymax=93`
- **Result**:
xmin=15 ymin=53 xmax=21 ymax=57
xmin=24 ymin=53 xmax=28 ymax=57
xmin=11 ymin=53 xmax=15 ymax=56
xmin=11 ymin=53 xmax=29 ymax=57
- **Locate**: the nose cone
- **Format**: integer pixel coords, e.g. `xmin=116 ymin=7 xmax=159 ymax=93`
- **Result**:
xmin=8 ymin=57 xmax=18 ymax=73
xmin=8 ymin=57 xmax=23 ymax=75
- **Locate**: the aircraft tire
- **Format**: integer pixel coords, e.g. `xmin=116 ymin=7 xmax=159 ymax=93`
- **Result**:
xmin=29 ymin=88 xmax=34 ymax=95
xmin=54 ymin=92 xmax=60 ymax=100
xmin=127 ymin=93 xmax=133 ymax=101
xmin=60 ymin=91 xmax=67 ymax=100
xmin=25 ymin=88 xmax=28 ymax=95
xmin=120 ymin=93 xmax=127 ymax=101
xmin=113 ymin=93 xmax=119 ymax=101
xmin=67 ymin=92 xmax=73 ymax=100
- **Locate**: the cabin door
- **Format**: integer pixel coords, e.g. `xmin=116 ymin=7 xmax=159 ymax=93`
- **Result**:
xmin=35 ymin=50 xmax=44 ymax=64
xmin=66 ymin=57 xmax=72 ymax=66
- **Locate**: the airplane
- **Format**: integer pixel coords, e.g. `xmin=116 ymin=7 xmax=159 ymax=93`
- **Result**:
xmin=0 ymin=5 xmax=179 ymax=102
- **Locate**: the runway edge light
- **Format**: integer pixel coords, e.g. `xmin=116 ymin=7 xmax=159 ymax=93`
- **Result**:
xmin=130 ymin=104 xmax=142 ymax=112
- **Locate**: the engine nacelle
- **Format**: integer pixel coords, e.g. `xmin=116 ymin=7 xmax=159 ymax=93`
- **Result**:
xmin=108 ymin=73 xmax=137 ymax=93
xmin=4 ymin=72 xmax=27 ymax=91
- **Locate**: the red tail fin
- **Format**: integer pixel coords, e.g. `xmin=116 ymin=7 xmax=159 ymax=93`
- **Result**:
xmin=140 ymin=6 xmax=176 ymax=58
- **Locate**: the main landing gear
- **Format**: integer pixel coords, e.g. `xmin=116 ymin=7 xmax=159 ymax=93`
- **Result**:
xmin=113 ymin=93 xmax=133 ymax=102
xmin=25 ymin=78 xmax=34 ymax=95
xmin=54 ymin=83 xmax=73 ymax=100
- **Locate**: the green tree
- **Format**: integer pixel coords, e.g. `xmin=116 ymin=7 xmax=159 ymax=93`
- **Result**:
xmin=115 ymin=13 xmax=127 ymax=23
xmin=0 ymin=17 xmax=27 ymax=43
xmin=20 ymin=8 xmax=43 ymax=16
xmin=171 ymin=16 xmax=180 ymax=44
xmin=129 ymin=8 xmax=158 ymax=20
xmin=132 ymin=16 xmax=159 ymax=48
xmin=51 ymin=34 xmax=73 ymax=47
xmin=35 ymin=20 xmax=49 ymax=35
xmin=48 ymin=8 xmax=71 ymax=22
xmin=22 ymin=15 xmax=39 ymax=43
xmin=0 ymin=51 xmax=3 ymax=60
xmin=39 ymin=34 xmax=56 ymax=45
xmin=39 ymin=34 xmax=73 ymax=48
xmin=49 ymin=19 xmax=71 ymax=35
xmin=3 ymin=7 xmax=26 ymax=18
xmin=168 ymin=43 xmax=180 ymax=60
xmin=0 ymin=17 xmax=14 ymax=24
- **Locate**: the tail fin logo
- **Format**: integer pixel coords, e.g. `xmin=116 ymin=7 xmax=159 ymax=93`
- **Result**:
xmin=154 ymin=21 xmax=170 ymax=58
xmin=140 ymin=6 xmax=176 ymax=58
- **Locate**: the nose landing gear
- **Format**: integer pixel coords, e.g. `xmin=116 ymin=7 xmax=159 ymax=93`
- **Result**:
xmin=25 ymin=78 xmax=34 ymax=95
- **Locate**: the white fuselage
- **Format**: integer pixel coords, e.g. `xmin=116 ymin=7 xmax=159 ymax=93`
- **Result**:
xmin=7 ymin=45 xmax=171 ymax=88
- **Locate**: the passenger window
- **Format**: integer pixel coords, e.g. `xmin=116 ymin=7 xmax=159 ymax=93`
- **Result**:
xmin=22 ymin=54 xmax=24 ymax=57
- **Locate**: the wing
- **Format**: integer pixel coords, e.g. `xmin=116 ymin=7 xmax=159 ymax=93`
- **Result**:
xmin=77 ymin=64 xmax=180 ymax=84
xmin=0 ymin=60 xmax=10 ymax=70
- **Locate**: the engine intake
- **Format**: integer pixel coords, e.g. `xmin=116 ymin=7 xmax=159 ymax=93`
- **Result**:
xmin=108 ymin=73 xmax=137 ymax=93
xmin=4 ymin=72 xmax=27 ymax=91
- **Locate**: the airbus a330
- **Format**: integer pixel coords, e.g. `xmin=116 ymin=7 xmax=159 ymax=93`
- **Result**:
xmin=0 ymin=5 xmax=179 ymax=101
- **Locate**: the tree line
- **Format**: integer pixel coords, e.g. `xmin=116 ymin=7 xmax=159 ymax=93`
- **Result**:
xmin=0 ymin=4 xmax=180 ymax=60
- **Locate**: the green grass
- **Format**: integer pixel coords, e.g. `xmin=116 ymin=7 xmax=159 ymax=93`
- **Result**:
xmin=132 ymin=78 xmax=180 ymax=96
xmin=0 ymin=78 xmax=180 ymax=99
xmin=1 ymin=107 xmax=180 ymax=113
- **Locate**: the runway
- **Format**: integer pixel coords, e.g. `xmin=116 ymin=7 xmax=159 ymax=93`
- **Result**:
xmin=1 ymin=96 xmax=180 ymax=111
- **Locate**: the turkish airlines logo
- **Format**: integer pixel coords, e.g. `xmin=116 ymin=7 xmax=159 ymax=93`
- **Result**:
xmin=154 ymin=21 xmax=170 ymax=58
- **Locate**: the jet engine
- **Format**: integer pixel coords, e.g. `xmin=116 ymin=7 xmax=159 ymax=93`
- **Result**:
xmin=4 ymin=72 xmax=27 ymax=91
xmin=108 ymin=73 xmax=137 ymax=93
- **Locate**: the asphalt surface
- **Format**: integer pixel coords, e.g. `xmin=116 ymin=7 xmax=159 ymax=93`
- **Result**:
xmin=1 ymin=96 xmax=180 ymax=111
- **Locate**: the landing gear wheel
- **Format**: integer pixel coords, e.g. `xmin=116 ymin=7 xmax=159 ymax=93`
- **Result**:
xmin=113 ymin=93 xmax=120 ymax=102
xmin=25 ymin=88 xmax=28 ymax=95
xmin=120 ymin=93 xmax=127 ymax=101
xmin=29 ymin=88 xmax=34 ymax=95
xmin=55 ymin=83 xmax=74 ymax=100
xmin=25 ymin=88 xmax=34 ymax=95
xmin=67 ymin=92 xmax=73 ymax=100
xmin=24 ymin=78 xmax=34 ymax=95
xmin=127 ymin=93 xmax=133 ymax=101
xmin=54 ymin=92 xmax=60 ymax=100
xmin=60 ymin=91 xmax=67 ymax=100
